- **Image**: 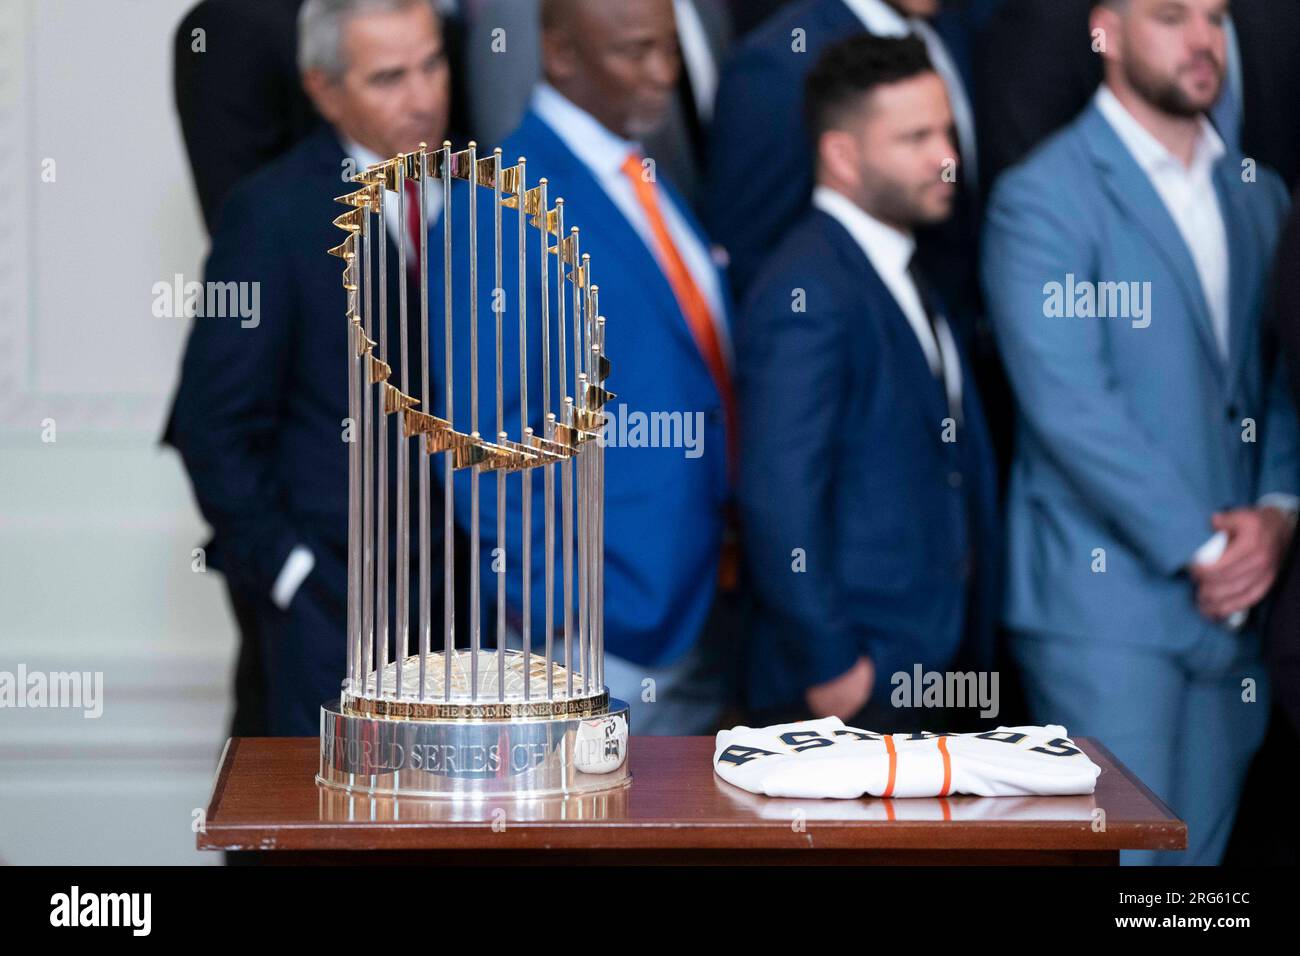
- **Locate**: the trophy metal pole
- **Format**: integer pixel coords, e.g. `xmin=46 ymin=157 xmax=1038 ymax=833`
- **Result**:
xmin=582 ymin=259 xmax=599 ymax=695
xmin=376 ymin=182 xmax=390 ymax=696
xmin=595 ymin=315 xmax=606 ymax=690
xmin=517 ymin=157 xmax=532 ymax=701
xmin=583 ymin=277 xmax=596 ymax=697
xmin=582 ymin=276 xmax=594 ymax=696
xmin=538 ymin=179 xmax=555 ymax=700
xmin=572 ymin=234 xmax=588 ymax=695
xmin=469 ymin=142 xmax=481 ymax=701
xmin=493 ymin=148 xmax=506 ymax=702
xmin=441 ymin=142 xmax=455 ymax=701
xmin=418 ymin=144 xmax=431 ymax=701
xmin=576 ymin=372 xmax=590 ymax=694
xmin=361 ymin=203 xmax=375 ymax=697
xmin=346 ymin=247 xmax=359 ymax=694
xmin=562 ymin=396 xmax=575 ymax=697
xmin=396 ymin=159 xmax=411 ymax=697
xmin=555 ymin=200 xmax=573 ymax=698
xmin=590 ymin=294 xmax=600 ymax=694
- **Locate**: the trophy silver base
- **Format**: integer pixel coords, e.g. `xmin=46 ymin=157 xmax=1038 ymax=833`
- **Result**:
xmin=318 ymin=696 xmax=631 ymax=799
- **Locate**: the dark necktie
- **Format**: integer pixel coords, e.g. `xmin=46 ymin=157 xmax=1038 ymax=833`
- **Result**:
xmin=906 ymin=253 xmax=944 ymax=382
xmin=907 ymin=252 xmax=964 ymax=427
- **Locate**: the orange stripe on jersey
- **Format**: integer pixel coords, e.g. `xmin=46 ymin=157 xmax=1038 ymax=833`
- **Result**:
xmin=882 ymin=734 xmax=898 ymax=798
xmin=937 ymin=736 xmax=953 ymax=797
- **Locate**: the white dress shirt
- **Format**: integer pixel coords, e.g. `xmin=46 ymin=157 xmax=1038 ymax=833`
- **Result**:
xmin=530 ymin=82 xmax=733 ymax=371
xmin=813 ymin=185 xmax=962 ymax=421
xmin=841 ymin=0 xmax=978 ymax=189
xmin=271 ymin=545 xmax=314 ymax=611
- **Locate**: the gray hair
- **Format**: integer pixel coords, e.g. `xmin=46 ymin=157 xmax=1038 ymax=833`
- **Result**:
xmin=298 ymin=0 xmax=438 ymax=79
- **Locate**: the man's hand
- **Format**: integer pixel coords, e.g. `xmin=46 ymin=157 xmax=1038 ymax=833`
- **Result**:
xmin=1191 ymin=507 xmax=1296 ymax=620
xmin=806 ymin=656 xmax=874 ymax=721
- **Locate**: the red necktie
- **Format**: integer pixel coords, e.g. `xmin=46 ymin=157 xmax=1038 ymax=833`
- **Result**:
xmin=404 ymin=178 xmax=423 ymax=275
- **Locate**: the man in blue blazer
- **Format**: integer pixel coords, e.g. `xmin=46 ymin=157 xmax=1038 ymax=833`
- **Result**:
xmin=982 ymin=0 xmax=1299 ymax=864
xmin=165 ymin=0 xmax=455 ymax=736
xmin=434 ymin=0 xmax=735 ymax=734
xmin=739 ymin=34 xmax=1000 ymax=731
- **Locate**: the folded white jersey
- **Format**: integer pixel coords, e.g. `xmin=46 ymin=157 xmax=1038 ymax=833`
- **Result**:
xmin=713 ymin=718 xmax=1101 ymax=799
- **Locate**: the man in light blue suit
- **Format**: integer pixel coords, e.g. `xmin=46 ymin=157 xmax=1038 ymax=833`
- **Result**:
xmin=433 ymin=0 xmax=736 ymax=734
xmin=982 ymin=0 xmax=1299 ymax=864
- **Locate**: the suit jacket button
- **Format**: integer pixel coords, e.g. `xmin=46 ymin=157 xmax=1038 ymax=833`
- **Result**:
xmin=948 ymin=470 xmax=963 ymax=489
xmin=1227 ymin=405 xmax=1239 ymax=421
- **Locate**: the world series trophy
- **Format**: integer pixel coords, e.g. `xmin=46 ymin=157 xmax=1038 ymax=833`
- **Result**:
xmin=317 ymin=141 xmax=629 ymax=798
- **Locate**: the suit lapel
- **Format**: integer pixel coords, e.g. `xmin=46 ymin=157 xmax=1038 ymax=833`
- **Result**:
xmin=1081 ymin=106 xmax=1225 ymax=381
xmin=818 ymin=211 xmax=950 ymax=430
xmin=1216 ymin=161 xmax=1257 ymax=399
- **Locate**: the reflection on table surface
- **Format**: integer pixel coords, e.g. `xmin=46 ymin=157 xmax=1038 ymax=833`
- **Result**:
xmin=318 ymin=781 xmax=632 ymax=823
xmin=317 ymin=774 xmax=1100 ymax=825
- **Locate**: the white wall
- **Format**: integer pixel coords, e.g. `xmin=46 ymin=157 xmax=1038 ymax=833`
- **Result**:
xmin=0 ymin=0 xmax=236 ymax=864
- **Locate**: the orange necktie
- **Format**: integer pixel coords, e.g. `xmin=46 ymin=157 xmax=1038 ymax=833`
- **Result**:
xmin=620 ymin=153 xmax=737 ymax=476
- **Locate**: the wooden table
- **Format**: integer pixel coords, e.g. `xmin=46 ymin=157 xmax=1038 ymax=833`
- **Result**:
xmin=197 ymin=736 xmax=1186 ymax=865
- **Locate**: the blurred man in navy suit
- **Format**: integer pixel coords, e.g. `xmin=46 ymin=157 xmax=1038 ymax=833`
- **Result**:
xmin=738 ymin=34 xmax=999 ymax=730
xmin=165 ymin=0 xmax=454 ymax=736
